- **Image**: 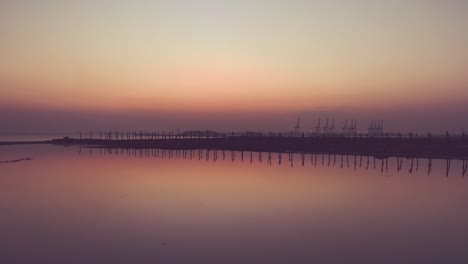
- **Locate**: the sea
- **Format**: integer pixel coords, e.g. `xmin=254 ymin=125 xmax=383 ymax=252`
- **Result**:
xmin=1 ymin=142 xmax=468 ymax=263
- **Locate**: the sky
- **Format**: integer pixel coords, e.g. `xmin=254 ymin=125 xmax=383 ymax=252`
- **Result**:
xmin=1 ymin=0 xmax=467 ymax=134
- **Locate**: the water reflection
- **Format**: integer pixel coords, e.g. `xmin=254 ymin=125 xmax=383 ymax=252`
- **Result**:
xmin=83 ymin=146 xmax=467 ymax=177
xmin=2 ymin=145 xmax=468 ymax=264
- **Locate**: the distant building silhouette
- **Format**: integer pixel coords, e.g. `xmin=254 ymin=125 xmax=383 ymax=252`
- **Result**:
xmin=368 ymin=120 xmax=384 ymax=136
xmin=315 ymin=118 xmax=322 ymax=134
xmin=329 ymin=119 xmax=335 ymax=134
xmin=294 ymin=117 xmax=302 ymax=134
xmin=342 ymin=120 xmax=348 ymax=134
xmin=323 ymin=118 xmax=329 ymax=134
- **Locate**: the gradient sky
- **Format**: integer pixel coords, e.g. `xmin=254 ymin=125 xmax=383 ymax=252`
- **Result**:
xmin=1 ymin=0 xmax=467 ymax=133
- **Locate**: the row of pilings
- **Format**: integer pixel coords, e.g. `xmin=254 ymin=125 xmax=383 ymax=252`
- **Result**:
xmin=80 ymin=146 xmax=467 ymax=177
xmin=62 ymin=132 xmax=468 ymax=161
xmin=80 ymin=131 xmax=222 ymax=140
xmin=76 ymin=131 xmax=468 ymax=141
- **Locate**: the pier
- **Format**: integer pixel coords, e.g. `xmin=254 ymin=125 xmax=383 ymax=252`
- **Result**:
xmin=52 ymin=131 xmax=468 ymax=160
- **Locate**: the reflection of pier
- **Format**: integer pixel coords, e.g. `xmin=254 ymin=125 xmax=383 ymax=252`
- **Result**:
xmin=82 ymin=146 xmax=467 ymax=177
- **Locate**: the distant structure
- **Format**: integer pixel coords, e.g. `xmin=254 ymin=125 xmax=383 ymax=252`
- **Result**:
xmin=342 ymin=120 xmax=357 ymax=135
xmin=349 ymin=120 xmax=357 ymax=134
xmin=323 ymin=118 xmax=330 ymax=134
xmin=329 ymin=119 xmax=336 ymax=134
xmin=368 ymin=120 xmax=384 ymax=136
xmin=342 ymin=120 xmax=348 ymax=134
xmin=315 ymin=118 xmax=322 ymax=134
xmin=315 ymin=118 xmax=361 ymax=135
xmin=294 ymin=117 xmax=302 ymax=134
xmin=368 ymin=121 xmax=375 ymax=135
xmin=320 ymin=118 xmax=336 ymax=135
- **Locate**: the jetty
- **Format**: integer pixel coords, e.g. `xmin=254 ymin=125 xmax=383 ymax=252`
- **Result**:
xmin=49 ymin=132 xmax=468 ymax=160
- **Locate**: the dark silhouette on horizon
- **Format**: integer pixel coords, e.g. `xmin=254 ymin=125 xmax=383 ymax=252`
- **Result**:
xmin=50 ymin=128 xmax=468 ymax=161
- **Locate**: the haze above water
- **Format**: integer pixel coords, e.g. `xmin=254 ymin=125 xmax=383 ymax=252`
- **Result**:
xmin=1 ymin=144 xmax=468 ymax=264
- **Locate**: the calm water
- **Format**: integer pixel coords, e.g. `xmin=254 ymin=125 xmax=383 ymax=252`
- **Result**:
xmin=0 ymin=133 xmax=78 ymax=142
xmin=1 ymin=145 xmax=468 ymax=264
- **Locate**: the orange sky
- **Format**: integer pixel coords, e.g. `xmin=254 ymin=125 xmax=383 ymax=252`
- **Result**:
xmin=0 ymin=1 xmax=467 ymax=132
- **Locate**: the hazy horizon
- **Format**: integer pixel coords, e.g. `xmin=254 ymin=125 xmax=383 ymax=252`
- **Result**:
xmin=1 ymin=102 xmax=467 ymax=135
